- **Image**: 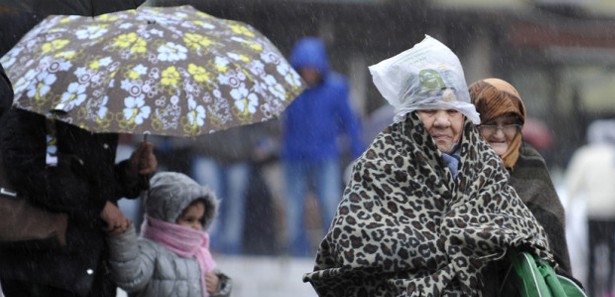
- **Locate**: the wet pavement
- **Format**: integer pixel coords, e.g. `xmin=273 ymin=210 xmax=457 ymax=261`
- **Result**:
xmin=212 ymin=255 xmax=317 ymax=297
xmin=117 ymin=255 xmax=317 ymax=297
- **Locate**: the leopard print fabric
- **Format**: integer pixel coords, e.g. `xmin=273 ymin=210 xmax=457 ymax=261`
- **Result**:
xmin=303 ymin=112 xmax=554 ymax=297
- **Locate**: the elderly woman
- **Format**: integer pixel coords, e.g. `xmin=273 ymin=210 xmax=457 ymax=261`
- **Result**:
xmin=469 ymin=78 xmax=572 ymax=276
xmin=302 ymin=36 xmax=555 ymax=296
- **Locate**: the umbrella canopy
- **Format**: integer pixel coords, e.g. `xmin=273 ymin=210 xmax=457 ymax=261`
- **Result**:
xmin=1 ymin=5 xmax=305 ymax=137
xmin=0 ymin=0 xmax=147 ymax=61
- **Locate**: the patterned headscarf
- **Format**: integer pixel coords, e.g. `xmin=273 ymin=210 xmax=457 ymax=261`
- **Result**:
xmin=469 ymin=78 xmax=526 ymax=169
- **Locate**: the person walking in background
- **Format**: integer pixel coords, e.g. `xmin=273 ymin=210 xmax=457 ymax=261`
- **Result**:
xmin=282 ymin=36 xmax=365 ymax=257
xmin=184 ymin=122 xmax=278 ymax=255
xmin=188 ymin=128 xmax=251 ymax=256
xmin=107 ymin=171 xmax=232 ymax=297
xmin=469 ymin=78 xmax=572 ymax=276
xmin=566 ymin=119 xmax=615 ymax=297
xmin=303 ymin=35 xmax=555 ymax=296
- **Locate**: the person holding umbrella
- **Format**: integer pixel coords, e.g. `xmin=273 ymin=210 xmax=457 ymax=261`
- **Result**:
xmin=0 ymin=6 xmax=305 ymax=296
xmin=0 ymin=109 xmax=157 ymax=297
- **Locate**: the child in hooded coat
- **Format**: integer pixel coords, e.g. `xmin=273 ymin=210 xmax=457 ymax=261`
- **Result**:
xmin=107 ymin=172 xmax=232 ymax=297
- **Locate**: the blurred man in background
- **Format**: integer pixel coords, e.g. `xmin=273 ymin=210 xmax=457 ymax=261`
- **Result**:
xmin=566 ymin=119 xmax=615 ymax=297
xmin=281 ymin=37 xmax=365 ymax=257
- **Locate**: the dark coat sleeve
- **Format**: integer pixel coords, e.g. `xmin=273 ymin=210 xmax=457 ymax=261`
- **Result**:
xmin=0 ymin=63 xmax=12 ymax=116
xmin=1 ymin=110 xmax=96 ymax=216
xmin=1 ymin=109 xmax=146 ymax=218
xmin=510 ymin=143 xmax=572 ymax=276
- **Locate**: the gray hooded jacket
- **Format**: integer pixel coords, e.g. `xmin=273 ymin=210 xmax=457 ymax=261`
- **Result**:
xmin=107 ymin=172 xmax=231 ymax=297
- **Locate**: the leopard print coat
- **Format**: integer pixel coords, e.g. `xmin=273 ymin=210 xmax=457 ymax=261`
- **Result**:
xmin=303 ymin=112 xmax=554 ymax=297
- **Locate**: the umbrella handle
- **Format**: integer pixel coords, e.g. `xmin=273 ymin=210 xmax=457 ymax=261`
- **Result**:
xmin=141 ymin=133 xmax=151 ymax=190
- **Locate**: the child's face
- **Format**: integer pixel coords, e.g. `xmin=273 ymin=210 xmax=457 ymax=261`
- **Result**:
xmin=176 ymin=201 xmax=205 ymax=231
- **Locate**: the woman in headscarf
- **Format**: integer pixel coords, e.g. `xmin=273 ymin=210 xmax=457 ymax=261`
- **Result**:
xmin=302 ymin=35 xmax=555 ymax=297
xmin=469 ymin=78 xmax=571 ymax=276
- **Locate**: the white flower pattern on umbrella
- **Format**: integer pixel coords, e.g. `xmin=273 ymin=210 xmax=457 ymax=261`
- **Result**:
xmin=75 ymin=25 xmax=109 ymax=40
xmin=27 ymin=71 xmax=57 ymax=101
xmin=1 ymin=5 xmax=305 ymax=136
xmin=157 ymin=42 xmax=188 ymax=62
xmin=96 ymin=96 xmax=109 ymax=120
xmin=214 ymin=56 xmax=230 ymax=72
xmin=123 ymin=95 xmax=151 ymax=125
xmin=187 ymin=97 xmax=206 ymax=127
xmin=89 ymin=57 xmax=113 ymax=70
xmin=231 ymin=83 xmax=258 ymax=115
xmin=56 ymin=82 xmax=87 ymax=111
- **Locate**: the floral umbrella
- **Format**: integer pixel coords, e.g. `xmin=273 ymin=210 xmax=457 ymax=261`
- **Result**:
xmin=0 ymin=5 xmax=305 ymax=137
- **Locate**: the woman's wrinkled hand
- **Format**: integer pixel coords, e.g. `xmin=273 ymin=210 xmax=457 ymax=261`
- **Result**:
xmin=129 ymin=141 xmax=158 ymax=176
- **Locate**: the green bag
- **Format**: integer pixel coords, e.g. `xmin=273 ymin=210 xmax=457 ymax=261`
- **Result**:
xmin=507 ymin=251 xmax=587 ymax=297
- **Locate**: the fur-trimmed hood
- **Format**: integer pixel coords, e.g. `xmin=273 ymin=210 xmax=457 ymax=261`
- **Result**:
xmin=144 ymin=172 xmax=218 ymax=231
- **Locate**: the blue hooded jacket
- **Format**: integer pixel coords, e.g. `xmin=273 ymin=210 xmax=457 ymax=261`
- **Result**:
xmin=281 ymin=37 xmax=365 ymax=162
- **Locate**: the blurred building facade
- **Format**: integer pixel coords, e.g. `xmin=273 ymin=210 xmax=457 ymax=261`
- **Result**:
xmin=3 ymin=0 xmax=615 ymax=167
xmin=159 ymin=0 xmax=615 ymax=169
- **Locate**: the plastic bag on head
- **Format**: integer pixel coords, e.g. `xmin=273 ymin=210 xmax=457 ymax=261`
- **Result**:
xmin=368 ymin=35 xmax=480 ymax=124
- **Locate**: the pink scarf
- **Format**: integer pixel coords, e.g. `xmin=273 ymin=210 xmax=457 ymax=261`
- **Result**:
xmin=141 ymin=215 xmax=217 ymax=297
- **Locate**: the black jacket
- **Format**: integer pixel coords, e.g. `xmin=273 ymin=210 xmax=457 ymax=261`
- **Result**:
xmin=0 ymin=109 xmax=147 ymax=296
xmin=509 ymin=143 xmax=571 ymax=275
xmin=0 ymin=63 xmax=11 ymax=115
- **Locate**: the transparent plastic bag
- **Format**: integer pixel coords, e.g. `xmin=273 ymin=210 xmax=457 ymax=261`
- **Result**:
xmin=369 ymin=34 xmax=480 ymax=124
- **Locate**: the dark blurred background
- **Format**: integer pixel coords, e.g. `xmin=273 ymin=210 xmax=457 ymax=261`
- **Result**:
xmin=3 ymin=2 xmax=614 ymax=295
